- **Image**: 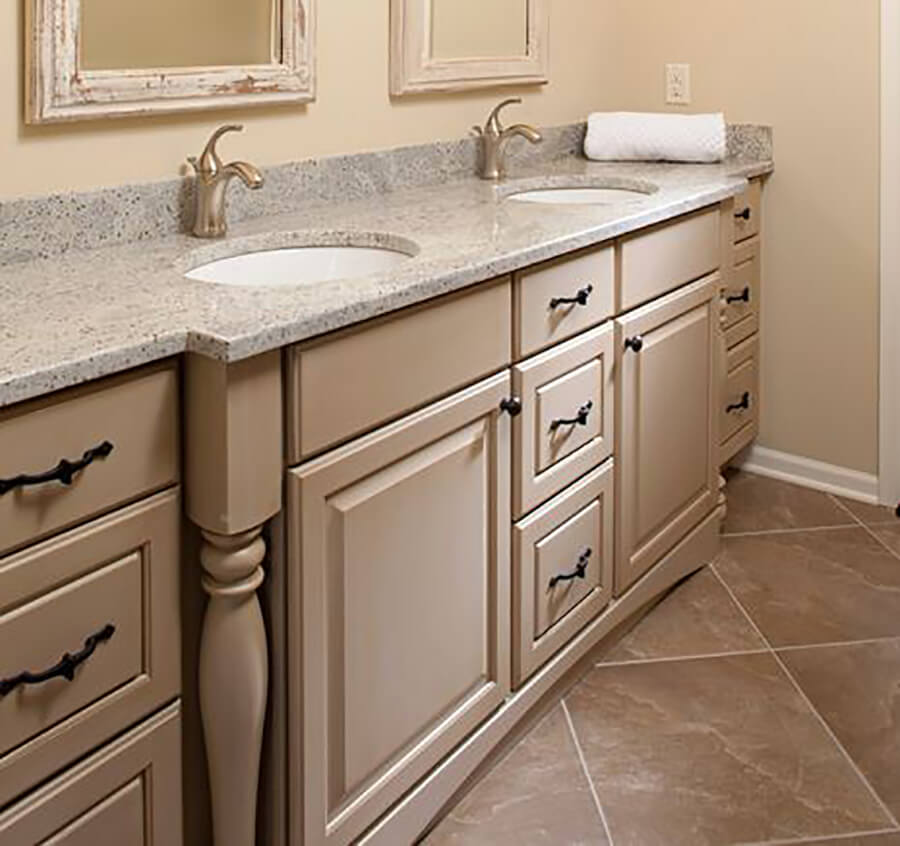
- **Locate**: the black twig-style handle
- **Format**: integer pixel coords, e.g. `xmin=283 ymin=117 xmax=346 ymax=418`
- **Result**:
xmin=549 ymin=549 xmax=592 ymax=589
xmin=735 ymin=207 xmax=752 ymax=221
xmin=0 ymin=441 xmax=114 ymax=496
xmin=0 ymin=624 xmax=116 ymax=697
xmin=550 ymin=401 xmax=594 ymax=431
xmin=550 ymin=285 xmax=593 ymax=309
xmin=726 ymin=287 xmax=751 ymax=305
xmin=726 ymin=392 xmax=751 ymax=414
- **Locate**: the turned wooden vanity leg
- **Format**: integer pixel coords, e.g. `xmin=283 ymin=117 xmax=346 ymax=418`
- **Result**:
xmin=185 ymin=351 xmax=282 ymax=846
xmin=199 ymin=528 xmax=269 ymax=846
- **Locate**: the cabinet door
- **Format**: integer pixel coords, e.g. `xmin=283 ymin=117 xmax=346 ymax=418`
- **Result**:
xmin=616 ymin=275 xmax=719 ymax=595
xmin=288 ymin=372 xmax=511 ymax=846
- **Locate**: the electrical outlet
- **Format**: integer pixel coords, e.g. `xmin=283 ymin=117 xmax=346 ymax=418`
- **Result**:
xmin=666 ymin=63 xmax=691 ymax=105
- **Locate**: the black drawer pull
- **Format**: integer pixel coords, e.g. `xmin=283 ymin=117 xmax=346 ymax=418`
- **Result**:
xmin=549 ymin=549 xmax=592 ymax=589
xmin=550 ymin=401 xmax=593 ymax=431
xmin=500 ymin=397 xmax=523 ymax=417
xmin=624 ymin=336 xmax=644 ymax=354
xmin=550 ymin=285 xmax=593 ymax=309
xmin=726 ymin=287 xmax=751 ymax=305
xmin=726 ymin=392 xmax=751 ymax=414
xmin=735 ymin=207 xmax=752 ymax=221
xmin=0 ymin=624 xmax=116 ymax=697
xmin=0 ymin=441 xmax=114 ymax=496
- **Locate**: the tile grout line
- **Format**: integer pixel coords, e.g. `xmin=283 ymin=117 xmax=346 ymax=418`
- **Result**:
xmin=594 ymin=647 xmax=770 ymax=669
xmin=735 ymin=825 xmax=900 ymax=845
xmin=709 ymin=563 xmax=900 ymax=830
xmin=723 ymin=524 xmax=858 ymax=538
xmin=775 ymin=635 xmax=900 ymax=653
xmin=829 ymin=493 xmax=900 ymax=563
xmin=561 ymin=699 xmax=615 ymax=846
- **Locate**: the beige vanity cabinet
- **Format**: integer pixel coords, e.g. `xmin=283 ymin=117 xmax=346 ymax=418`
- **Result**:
xmin=287 ymin=372 xmax=512 ymax=846
xmin=615 ymin=274 xmax=719 ymax=595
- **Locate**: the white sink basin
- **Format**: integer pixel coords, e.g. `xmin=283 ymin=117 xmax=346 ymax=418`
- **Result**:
xmin=185 ymin=245 xmax=413 ymax=288
xmin=508 ymin=187 xmax=650 ymax=205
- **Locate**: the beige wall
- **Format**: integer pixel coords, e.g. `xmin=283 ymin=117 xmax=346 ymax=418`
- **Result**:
xmin=1 ymin=0 xmax=615 ymax=199
xmin=601 ymin=0 xmax=881 ymax=475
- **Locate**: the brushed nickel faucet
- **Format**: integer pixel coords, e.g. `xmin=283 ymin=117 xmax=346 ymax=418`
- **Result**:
xmin=473 ymin=98 xmax=543 ymax=180
xmin=188 ymin=125 xmax=264 ymax=239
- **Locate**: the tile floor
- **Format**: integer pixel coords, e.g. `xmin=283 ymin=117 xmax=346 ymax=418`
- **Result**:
xmin=423 ymin=471 xmax=900 ymax=846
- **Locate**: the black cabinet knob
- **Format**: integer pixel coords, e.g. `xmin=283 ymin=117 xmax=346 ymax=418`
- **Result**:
xmin=624 ymin=336 xmax=644 ymax=354
xmin=735 ymin=207 xmax=752 ymax=221
xmin=500 ymin=397 xmax=523 ymax=417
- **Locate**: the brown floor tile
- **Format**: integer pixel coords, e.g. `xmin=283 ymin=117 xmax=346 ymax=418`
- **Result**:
xmin=715 ymin=529 xmax=900 ymax=646
xmin=422 ymin=704 xmax=608 ymax=845
xmin=723 ymin=470 xmax=853 ymax=534
xmin=836 ymin=497 xmax=900 ymax=527
xmin=598 ymin=568 xmax=766 ymax=664
xmin=780 ymin=640 xmax=900 ymax=822
xmin=787 ymin=835 xmax=900 ymax=845
xmin=565 ymin=653 xmax=891 ymax=846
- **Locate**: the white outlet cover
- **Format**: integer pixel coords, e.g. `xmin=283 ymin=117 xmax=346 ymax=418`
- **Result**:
xmin=666 ymin=63 xmax=691 ymax=105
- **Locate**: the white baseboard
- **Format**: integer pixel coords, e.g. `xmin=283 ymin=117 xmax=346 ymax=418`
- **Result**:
xmin=736 ymin=445 xmax=881 ymax=505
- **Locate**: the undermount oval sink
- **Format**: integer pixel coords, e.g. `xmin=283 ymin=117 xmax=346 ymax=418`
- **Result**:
xmin=185 ymin=244 xmax=415 ymax=288
xmin=507 ymin=187 xmax=651 ymax=205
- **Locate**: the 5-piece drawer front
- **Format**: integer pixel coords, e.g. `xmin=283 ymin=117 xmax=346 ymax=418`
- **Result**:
xmin=0 ymin=703 xmax=182 ymax=846
xmin=513 ymin=245 xmax=614 ymax=359
xmin=513 ymin=324 xmax=615 ymax=519
xmin=723 ymin=237 xmax=760 ymax=349
xmin=0 ymin=364 xmax=179 ymax=557
xmin=733 ymin=179 xmax=762 ymax=243
xmin=0 ymin=491 xmax=181 ymax=807
xmin=288 ymin=278 xmax=512 ymax=462
xmin=719 ymin=335 xmax=759 ymax=465
xmin=513 ymin=461 xmax=614 ymax=685
xmin=618 ymin=207 xmax=720 ymax=312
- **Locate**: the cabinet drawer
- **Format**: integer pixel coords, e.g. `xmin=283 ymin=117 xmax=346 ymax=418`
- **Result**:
xmin=723 ymin=238 xmax=760 ymax=349
xmin=513 ymin=461 xmax=614 ymax=686
xmin=720 ymin=335 xmax=759 ymax=466
xmin=513 ymin=246 xmax=614 ymax=359
xmin=513 ymin=324 xmax=615 ymax=519
xmin=618 ymin=208 xmax=720 ymax=312
xmin=733 ymin=179 xmax=761 ymax=243
xmin=0 ymin=492 xmax=180 ymax=807
xmin=0 ymin=364 xmax=179 ymax=557
xmin=0 ymin=703 xmax=182 ymax=846
xmin=287 ymin=278 xmax=511 ymax=462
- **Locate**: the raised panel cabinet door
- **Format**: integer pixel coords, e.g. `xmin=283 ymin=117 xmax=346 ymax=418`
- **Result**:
xmin=288 ymin=372 xmax=512 ymax=846
xmin=616 ymin=274 xmax=719 ymax=596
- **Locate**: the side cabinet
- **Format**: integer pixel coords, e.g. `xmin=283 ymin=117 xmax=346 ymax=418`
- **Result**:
xmin=615 ymin=274 xmax=719 ymax=595
xmin=287 ymin=373 xmax=512 ymax=846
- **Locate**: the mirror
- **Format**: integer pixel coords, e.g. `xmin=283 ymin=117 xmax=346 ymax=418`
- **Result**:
xmin=26 ymin=0 xmax=315 ymax=123
xmin=391 ymin=0 xmax=548 ymax=95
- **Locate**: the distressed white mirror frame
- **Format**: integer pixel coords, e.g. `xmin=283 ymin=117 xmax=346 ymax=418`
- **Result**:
xmin=25 ymin=0 xmax=316 ymax=123
xmin=390 ymin=0 xmax=549 ymax=95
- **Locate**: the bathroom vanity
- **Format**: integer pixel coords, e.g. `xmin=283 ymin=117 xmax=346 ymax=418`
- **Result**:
xmin=0 ymin=152 xmax=766 ymax=845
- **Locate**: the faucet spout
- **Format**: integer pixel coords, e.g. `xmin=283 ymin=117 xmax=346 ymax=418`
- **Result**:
xmin=222 ymin=161 xmax=265 ymax=191
xmin=502 ymin=124 xmax=544 ymax=145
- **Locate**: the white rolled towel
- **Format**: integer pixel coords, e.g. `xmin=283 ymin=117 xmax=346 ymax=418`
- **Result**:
xmin=584 ymin=112 xmax=727 ymax=163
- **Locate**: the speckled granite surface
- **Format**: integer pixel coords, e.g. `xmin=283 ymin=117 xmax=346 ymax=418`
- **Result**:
xmin=0 ymin=127 xmax=772 ymax=409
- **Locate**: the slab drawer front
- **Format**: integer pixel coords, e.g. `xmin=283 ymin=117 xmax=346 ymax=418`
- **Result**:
xmin=513 ymin=461 xmax=614 ymax=685
xmin=288 ymin=278 xmax=512 ymax=462
xmin=0 ymin=365 xmax=179 ymax=557
xmin=0 ymin=703 xmax=182 ymax=846
xmin=720 ymin=336 xmax=759 ymax=464
xmin=723 ymin=237 xmax=760 ymax=348
xmin=513 ymin=324 xmax=615 ymax=519
xmin=618 ymin=208 xmax=720 ymax=312
xmin=514 ymin=246 xmax=614 ymax=358
xmin=0 ymin=492 xmax=180 ymax=807
xmin=733 ymin=179 xmax=762 ymax=243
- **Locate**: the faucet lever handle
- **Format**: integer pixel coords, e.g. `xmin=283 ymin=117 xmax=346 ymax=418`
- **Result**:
xmin=190 ymin=124 xmax=245 ymax=176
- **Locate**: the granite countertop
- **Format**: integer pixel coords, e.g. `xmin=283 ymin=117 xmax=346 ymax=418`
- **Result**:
xmin=0 ymin=153 xmax=772 ymax=409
